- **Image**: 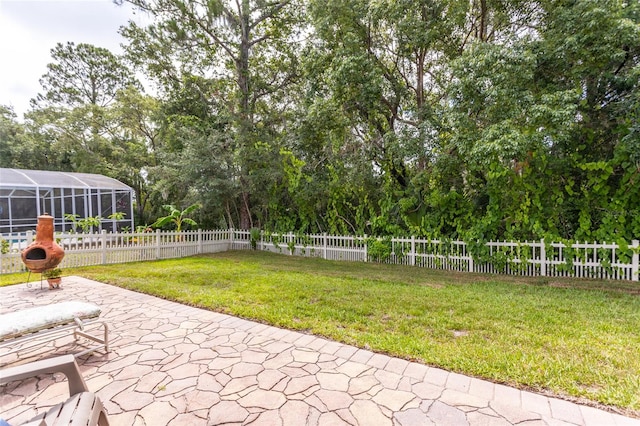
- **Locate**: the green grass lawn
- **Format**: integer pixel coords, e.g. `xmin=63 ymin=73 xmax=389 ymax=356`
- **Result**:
xmin=2 ymin=250 xmax=639 ymax=414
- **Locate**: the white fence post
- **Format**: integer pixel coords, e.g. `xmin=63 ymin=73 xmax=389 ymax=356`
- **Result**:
xmin=229 ymin=228 xmax=234 ymax=250
xmin=411 ymin=236 xmax=416 ymax=266
xmin=288 ymin=233 xmax=294 ymax=255
xmin=101 ymin=230 xmax=107 ymax=265
xmin=323 ymin=233 xmax=327 ymax=259
xmin=363 ymin=234 xmax=368 ymax=262
xmin=632 ymin=240 xmax=639 ymax=282
xmin=468 ymin=241 xmax=474 ymax=273
xmin=540 ymin=239 xmax=546 ymax=277
xmin=26 ymin=230 xmax=33 ymax=246
xmin=198 ymin=229 xmax=203 ymax=254
xmin=156 ymin=229 xmax=161 ymax=259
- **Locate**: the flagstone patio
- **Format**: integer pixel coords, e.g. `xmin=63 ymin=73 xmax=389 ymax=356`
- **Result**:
xmin=1 ymin=276 xmax=638 ymax=425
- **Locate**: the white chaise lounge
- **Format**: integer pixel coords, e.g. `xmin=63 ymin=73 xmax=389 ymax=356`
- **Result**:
xmin=0 ymin=301 xmax=109 ymax=362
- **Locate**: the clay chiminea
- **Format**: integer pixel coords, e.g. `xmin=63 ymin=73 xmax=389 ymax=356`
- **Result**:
xmin=21 ymin=214 xmax=65 ymax=273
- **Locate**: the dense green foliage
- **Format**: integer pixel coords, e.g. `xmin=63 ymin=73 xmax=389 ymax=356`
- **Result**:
xmin=1 ymin=0 xmax=638 ymax=241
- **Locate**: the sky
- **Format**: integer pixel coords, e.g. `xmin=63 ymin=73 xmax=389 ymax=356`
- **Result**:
xmin=0 ymin=0 xmax=149 ymax=118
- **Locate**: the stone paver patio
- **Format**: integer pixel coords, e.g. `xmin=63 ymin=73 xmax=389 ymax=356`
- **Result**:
xmin=1 ymin=276 xmax=638 ymax=426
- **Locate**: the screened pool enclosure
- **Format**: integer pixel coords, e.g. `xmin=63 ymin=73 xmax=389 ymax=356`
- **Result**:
xmin=0 ymin=168 xmax=134 ymax=234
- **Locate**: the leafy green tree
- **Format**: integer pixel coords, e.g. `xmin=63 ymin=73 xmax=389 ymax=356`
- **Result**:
xmin=0 ymin=106 xmax=64 ymax=170
xmin=110 ymin=86 xmax=162 ymax=225
xmin=5 ymin=0 xmax=636 ymax=242
xmin=33 ymin=42 xmax=138 ymax=109
xmin=27 ymin=43 xmax=140 ymax=174
xmin=534 ymin=0 xmax=640 ymax=241
xmin=0 ymin=106 xmax=28 ymax=168
xmin=119 ymin=0 xmax=303 ymax=229
xmin=440 ymin=0 xmax=640 ymax=241
xmin=301 ymin=0 xmax=639 ymax=242
xmin=25 ymin=42 xmax=158 ymax=229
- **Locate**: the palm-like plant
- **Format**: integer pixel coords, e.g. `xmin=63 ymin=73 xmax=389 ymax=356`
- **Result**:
xmin=151 ymin=204 xmax=200 ymax=232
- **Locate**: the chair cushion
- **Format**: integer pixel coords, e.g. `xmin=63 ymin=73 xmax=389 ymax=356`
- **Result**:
xmin=0 ymin=302 xmax=101 ymax=341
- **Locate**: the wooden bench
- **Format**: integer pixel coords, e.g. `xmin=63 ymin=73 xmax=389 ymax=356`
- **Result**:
xmin=0 ymin=301 xmax=109 ymax=362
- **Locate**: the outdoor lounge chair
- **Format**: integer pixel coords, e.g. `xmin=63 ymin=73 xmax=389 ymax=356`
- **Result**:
xmin=0 ymin=354 xmax=109 ymax=425
xmin=0 ymin=301 xmax=109 ymax=362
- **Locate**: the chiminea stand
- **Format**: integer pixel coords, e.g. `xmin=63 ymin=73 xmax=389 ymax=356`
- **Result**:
xmin=24 ymin=272 xmax=52 ymax=291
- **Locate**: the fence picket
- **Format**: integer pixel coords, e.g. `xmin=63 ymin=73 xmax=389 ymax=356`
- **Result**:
xmin=0 ymin=230 xmax=638 ymax=281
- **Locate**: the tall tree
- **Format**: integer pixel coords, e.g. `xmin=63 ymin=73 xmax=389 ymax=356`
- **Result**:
xmin=119 ymin=0 xmax=303 ymax=229
xmin=109 ymin=86 xmax=161 ymax=224
xmin=304 ymin=0 xmax=473 ymax=234
xmin=29 ymin=42 xmax=141 ymax=174
xmin=33 ymin=42 xmax=137 ymax=109
xmin=304 ymin=0 xmax=640 ymax=241
xmin=25 ymin=42 xmax=156 ymax=227
xmin=440 ymin=0 xmax=640 ymax=241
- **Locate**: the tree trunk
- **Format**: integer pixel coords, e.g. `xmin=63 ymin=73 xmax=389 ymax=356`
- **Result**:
xmin=479 ymin=0 xmax=488 ymax=41
xmin=236 ymin=0 xmax=254 ymax=230
xmin=240 ymin=190 xmax=252 ymax=229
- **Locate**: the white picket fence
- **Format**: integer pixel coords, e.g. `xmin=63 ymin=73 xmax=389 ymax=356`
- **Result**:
xmin=1 ymin=229 xmax=232 ymax=274
xmin=1 ymin=229 xmax=638 ymax=281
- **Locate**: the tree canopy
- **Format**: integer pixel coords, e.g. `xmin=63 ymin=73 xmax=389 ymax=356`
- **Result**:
xmin=2 ymin=0 xmax=639 ymax=242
